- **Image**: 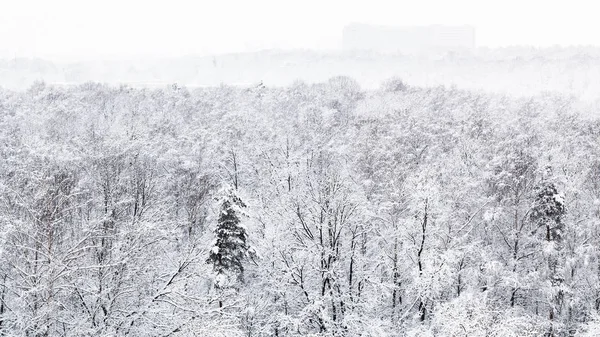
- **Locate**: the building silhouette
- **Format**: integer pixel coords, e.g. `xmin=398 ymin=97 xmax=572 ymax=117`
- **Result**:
xmin=343 ymin=23 xmax=476 ymax=53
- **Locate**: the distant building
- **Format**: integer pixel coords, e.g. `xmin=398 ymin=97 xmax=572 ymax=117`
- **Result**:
xmin=342 ymin=23 xmax=476 ymax=53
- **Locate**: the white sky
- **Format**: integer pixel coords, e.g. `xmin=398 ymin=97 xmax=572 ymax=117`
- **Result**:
xmin=0 ymin=0 xmax=597 ymax=59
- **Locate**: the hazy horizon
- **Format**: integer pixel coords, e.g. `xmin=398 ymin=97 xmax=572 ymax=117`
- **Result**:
xmin=1 ymin=0 xmax=598 ymax=61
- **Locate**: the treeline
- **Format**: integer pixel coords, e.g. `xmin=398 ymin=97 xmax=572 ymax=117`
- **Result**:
xmin=1 ymin=78 xmax=600 ymax=336
xmin=3 ymin=48 xmax=600 ymax=100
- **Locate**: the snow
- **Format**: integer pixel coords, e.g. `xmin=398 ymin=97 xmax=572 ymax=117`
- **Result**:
xmin=554 ymin=193 xmax=565 ymax=206
xmin=1 ymin=41 xmax=600 ymax=336
xmin=3 ymin=47 xmax=600 ymax=100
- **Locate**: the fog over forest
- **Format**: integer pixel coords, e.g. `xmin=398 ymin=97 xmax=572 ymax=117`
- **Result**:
xmin=2 ymin=11 xmax=600 ymax=334
xmin=3 ymin=47 xmax=600 ymax=101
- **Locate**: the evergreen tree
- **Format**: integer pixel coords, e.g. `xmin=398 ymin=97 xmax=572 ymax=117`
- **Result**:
xmin=532 ymin=180 xmax=566 ymax=244
xmin=531 ymin=175 xmax=566 ymax=330
xmin=207 ymin=186 xmax=251 ymax=289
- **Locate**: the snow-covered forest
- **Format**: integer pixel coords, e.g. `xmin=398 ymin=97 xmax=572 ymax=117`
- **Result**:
xmin=1 ymin=75 xmax=600 ymax=336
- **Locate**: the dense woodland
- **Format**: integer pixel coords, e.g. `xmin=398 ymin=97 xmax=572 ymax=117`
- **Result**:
xmin=1 ymin=77 xmax=600 ymax=336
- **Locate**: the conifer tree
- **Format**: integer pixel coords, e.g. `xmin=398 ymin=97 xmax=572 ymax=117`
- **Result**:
xmin=207 ymin=186 xmax=251 ymax=289
xmin=531 ymin=174 xmax=566 ymax=329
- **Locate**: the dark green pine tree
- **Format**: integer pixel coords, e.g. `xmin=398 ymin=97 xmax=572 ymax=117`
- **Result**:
xmin=207 ymin=187 xmax=250 ymax=289
xmin=531 ymin=178 xmax=566 ymax=327
xmin=532 ymin=181 xmax=566 ymax=246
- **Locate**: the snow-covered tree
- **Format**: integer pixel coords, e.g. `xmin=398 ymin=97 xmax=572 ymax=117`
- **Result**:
xmin=207 ymin=186 xmax=252 ymax=290
xmin=531 ymin=174 xmax=567 ymax=332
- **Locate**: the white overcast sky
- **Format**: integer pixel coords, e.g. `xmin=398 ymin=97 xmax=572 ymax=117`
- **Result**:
xmin=0 ymin=0 xmax=597 ymax=59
